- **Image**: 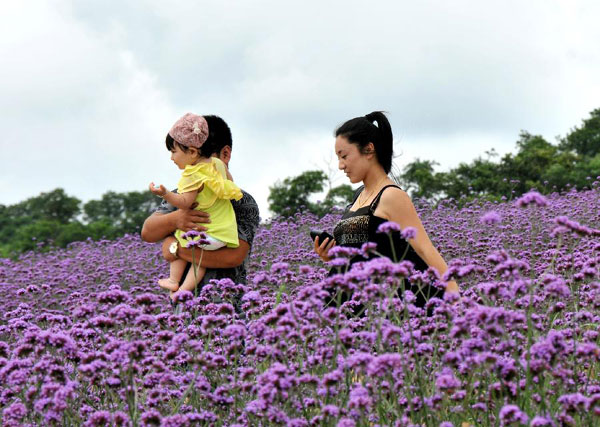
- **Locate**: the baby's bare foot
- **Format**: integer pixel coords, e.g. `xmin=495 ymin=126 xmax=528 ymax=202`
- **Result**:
xmin=158 ymin=278 xmax=179 ymax=291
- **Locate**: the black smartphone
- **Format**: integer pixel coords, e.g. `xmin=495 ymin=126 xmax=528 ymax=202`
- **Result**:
xmin=310 ymin=230 xmax=334 ymax=243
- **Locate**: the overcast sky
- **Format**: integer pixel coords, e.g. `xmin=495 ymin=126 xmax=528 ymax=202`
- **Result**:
xmin=2 ymin=0 xmax=599 ymax=218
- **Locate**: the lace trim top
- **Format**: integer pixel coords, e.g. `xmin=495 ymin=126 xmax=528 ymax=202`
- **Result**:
xmin=333 ymin=185 xmax=429 ymax=271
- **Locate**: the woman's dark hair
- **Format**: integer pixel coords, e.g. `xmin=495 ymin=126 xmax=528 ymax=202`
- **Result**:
xmin=335 ymin=111 xmax=393 ymax=174
xmin=165 ymin=115 xmax=232 ymax=157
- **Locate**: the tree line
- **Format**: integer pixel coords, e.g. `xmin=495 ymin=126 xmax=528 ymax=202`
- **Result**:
xmin=268 ymin=108 xmax=600 ymax=215
xmin=3 ymin=108 xmax=598 ymax=256
xmin=0 ymin=189 xmax=161 ymax=257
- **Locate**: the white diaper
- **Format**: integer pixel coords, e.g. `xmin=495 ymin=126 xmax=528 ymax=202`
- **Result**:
xmin=201 ymin=234 xmax=227 ymax=251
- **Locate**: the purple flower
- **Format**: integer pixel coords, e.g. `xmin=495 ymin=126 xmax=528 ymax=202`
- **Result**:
xmin=360 ymin=242 xmax=378 ymax=256
xmin=322 ymin=404 xmax=340 ymax=417
xmin=345 ymin=352 xmax=374 ymax=371
xmin=186 ymin=238 xmax=210 ymax=248
xmin=162 ymin=414 xmax=198 ymax=427
xmin=530 ymin=416 xmax=554 ymax=426
xmin=542 ymin=274 xmax=570 ymax=298
xmin=299 ymin=264 xmax=313 ymax=274
xmin=436 ymin=372 xmax=461 ymax=391
xmin=496 ymin=358 xmax=517 ymax=380
xmin=271 ymin=262 xmax=289 ymax=272
xmin=472 ymin=402 xmax=487 ymax=411
xmin=499 ymin=404 xmax=528 ymax=425
xmin=328 ymin=246 xmax=361 ymax=259
xmin=328 ymin=257 xmax=349 ymax=267
xmin=401 ymin=226 xmax=417 ymax=240
xmin=223 ymin=324 xmax=246 ymax=340
xmin=554 ymin=215 xmax=599 ymax=237
xmin=245 ymin=399 xmax=268 ymax=416
xmin=558 ymin=393 xmax=591 ymax=412
xmin=515 ymin=190 xmax=548 ymax=207
xmin=140 ymin=409 xmax=162 ymax=426
xmin=367 ymin=353 xmax=403 ymax=376
xmin=322 ymin=369 xmax=344 ymax=387
xmin=84 ymin=411 xmax=112 ymax=427
xmin=288 ymin=419 xmax=309 ymax=427
xmin=348 ymin=384 xmax=372 ymax=410
xmin=576 ymin=343 xmax=600 ymax=358
xmin=337 ymin=418 xmax=356 ymax=427
xmin=97 ymin=288 xmax=130 ymax=303
xmin=181 ymin=229 xmax=204 ymax=240
xmin=2 ymin=402 xmax=27 ymax=420
xmin=377 ymin=221 xmax=401 ymax=234
xmin=181 ymin=230 xmax=210 ymax=247
xmin=480 ymin=210 xmax=501 ymax=225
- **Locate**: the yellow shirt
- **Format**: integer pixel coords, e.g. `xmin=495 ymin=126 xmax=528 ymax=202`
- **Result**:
xmin=174 ymin=158 xmax=243 ymax=248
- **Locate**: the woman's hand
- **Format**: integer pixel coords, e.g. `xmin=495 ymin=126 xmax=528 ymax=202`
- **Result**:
xmin=149 ymin=182 xmax=167 ymax=197
xmin=444 ymin=280 xmax=460 ymax=295
xmin=314 ymin=236 xmax=336 ymax=262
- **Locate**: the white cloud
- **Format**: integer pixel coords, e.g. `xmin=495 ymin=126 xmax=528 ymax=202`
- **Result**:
xmin=0 ymin=0 xmax=179 ymax=205
xmin=1 ymin=0 xmax=599 ymax=218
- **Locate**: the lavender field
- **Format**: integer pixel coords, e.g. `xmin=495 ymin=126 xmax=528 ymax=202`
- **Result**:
xmin=1 ymin=184 xmax=599 ymax=427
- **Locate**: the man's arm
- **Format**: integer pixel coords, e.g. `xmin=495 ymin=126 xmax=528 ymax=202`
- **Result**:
xmin=159 ymin=190 xmax=260 ymax=269
xmin=141 ymin=210 xmax=210 ymax=243
xmin=161 ymin=235 xmax=249 ymax=268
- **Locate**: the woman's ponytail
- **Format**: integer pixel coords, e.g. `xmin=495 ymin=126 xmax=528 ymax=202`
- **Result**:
xmin=364 ymin=111 xmax=393 ymax=174
xmin=335 ymin=111 xmax=394 ymax=174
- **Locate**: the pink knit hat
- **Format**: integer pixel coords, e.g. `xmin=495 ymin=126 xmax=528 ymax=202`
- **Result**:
xmin=168 ymin=113 xmax=209 ymax=149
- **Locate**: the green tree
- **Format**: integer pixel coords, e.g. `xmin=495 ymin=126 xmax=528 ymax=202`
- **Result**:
xmin=560 ymin=108 xmax=600 ymax=157
xmin=500 ymin=132 xmax=559 ymax=193
xmin=370 ymin=108 xmax=600 ymax=203
xmin=55 ymin=222 xmax=89 ymax=248
xmin=7 ymin=188 xmax=81 ymax=224
xmin=83 ymin=191 xmax=124 ymax=223
xmin=83 ymin=190 xmax=160 ymax=235
xmin=441 ymin=157 xmax=504 ymax=201
xmin=320 ymin=184 xmax=354 ymax=215
xmin=86 ymin=219 xmax=121 ymax=240
xmin=0 ymin=205 xmax=20 ymax=247
xmin=268 ymin=170 xmax=327 ymax=216
xmin=0 ymin=189 xmax=81 ymax=254
xmin=398 ymin=159 xmax=444 ymax=200
xmin=268 ymin=170 xmax=354 ymax=217
xmin=0 ymin=188 xmax=160 ymax=256
xmin=13 ymin=220 xmax=63 ymax=253
xmin=120 ymin=191 xmax=162 ymax=233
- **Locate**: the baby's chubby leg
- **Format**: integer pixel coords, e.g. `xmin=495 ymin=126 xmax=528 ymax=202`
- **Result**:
xmin=178 ymin=265 xmax=206 ymax=294
xmin=169 ymin=235 xmax=225 ymax=300
xmin=158 ymin=259 xmax=187 ymax=291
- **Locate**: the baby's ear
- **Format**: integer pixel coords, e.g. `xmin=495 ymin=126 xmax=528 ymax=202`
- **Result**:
xmin=189 ymin=147 xmax=199 ymax=157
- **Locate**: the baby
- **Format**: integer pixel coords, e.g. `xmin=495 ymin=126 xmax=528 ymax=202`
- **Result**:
xmin=150 ymin=113 xmax=242 ymax=297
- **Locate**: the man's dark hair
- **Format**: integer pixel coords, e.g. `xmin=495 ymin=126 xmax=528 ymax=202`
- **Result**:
xmin=165 ymin=115 xmax=232 ymax=157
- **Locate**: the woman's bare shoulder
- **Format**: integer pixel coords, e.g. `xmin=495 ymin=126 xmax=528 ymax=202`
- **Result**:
xmin=377 ymin=186 xmax=418 ymax=221
xmin=379 ymin=185 xmax=411 ymax=205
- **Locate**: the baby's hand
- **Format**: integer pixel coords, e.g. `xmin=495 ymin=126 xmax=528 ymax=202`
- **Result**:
xmin=149 ymin=182 xmax=167 ymax=197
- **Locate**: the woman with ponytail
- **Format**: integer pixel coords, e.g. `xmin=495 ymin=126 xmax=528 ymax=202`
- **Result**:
xmin=314 ymin=111 xmax=459 ymax=309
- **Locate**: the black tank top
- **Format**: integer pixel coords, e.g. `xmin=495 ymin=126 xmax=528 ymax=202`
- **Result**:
xmin=333 ymin=185 xmax=427 ymax=269
xmin=332 ymin=185 xmax=443 ymax=307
